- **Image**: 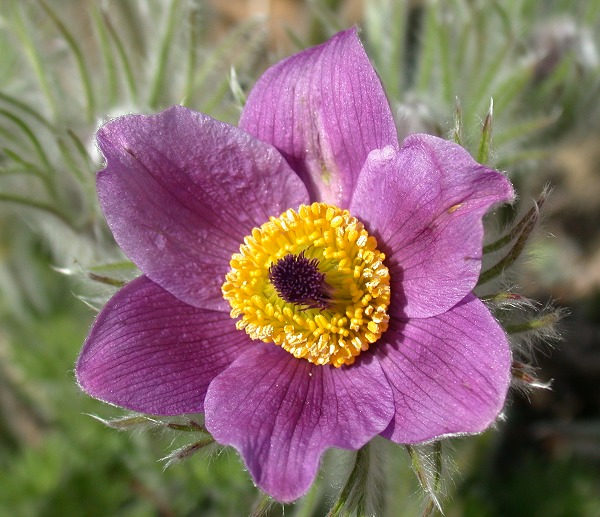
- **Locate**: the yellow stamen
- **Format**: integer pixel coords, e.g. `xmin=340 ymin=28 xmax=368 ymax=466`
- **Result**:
xmin=221 ymin=202 xmax=391 ymax=367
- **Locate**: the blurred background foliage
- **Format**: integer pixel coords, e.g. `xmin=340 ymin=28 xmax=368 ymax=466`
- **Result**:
xmin=1 ymin=0 xmax=599 ymax=515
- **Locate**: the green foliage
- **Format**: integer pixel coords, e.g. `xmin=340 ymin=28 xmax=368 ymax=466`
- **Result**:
xmin=460 ymin=455 xmax=600 ymax=517
xmin=364 ymin=0 xmax=600 ymax=166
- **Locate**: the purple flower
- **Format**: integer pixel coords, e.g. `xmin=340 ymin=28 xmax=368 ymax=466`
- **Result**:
xmin=77 ymin=28 xmax=514 ymax=502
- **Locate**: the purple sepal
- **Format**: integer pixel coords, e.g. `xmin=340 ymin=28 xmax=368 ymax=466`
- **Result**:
xmin=97 ymin=105 xmax=309 ymax=312
xmin=204 ymin=345 xmax=394 ymax=502
xmin=377 ymin=295 xmax=511 ymax=443
xmin=351 ymin=136 xmax=514 ymax=319
xmin=240 ymin=28 xmax=398 ymax=208
xmin=76 ymin=276 xmax=249 ymax=415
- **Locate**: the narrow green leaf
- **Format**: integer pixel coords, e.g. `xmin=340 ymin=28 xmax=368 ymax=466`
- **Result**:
xmin=165 ymin=420 xmax=206 ymax=433
xmin=436 ymin=13 xmax=453 ymax=104
xmin=387 ymin=0 xmax=408 ymax=100
xmin=10 ymin=1 xmax=58 ymax=118
xmin=89 ymin=414 xmax=207 ymax=434
xmin=229 ymin=67 xmax=247 ymax=110
xmin=0 ymin=91 xmax=55 ymax=130
xmin=452 ymin=97 xmax=463 ymax=145
xmin=201 ymin=75 xmax=233 ymax=114
xmin=465 ymin=40 xmax=511 ymax=125
xmin=483 ymin=188 xmax=547 ymax=254
xmin=535 ymin=54 xmax=573 ymax=103
xmin=101 ymin=9 xmax=139 ymax=103
xmin=148 ymin=0 xmax=182 ymax=109
xmin=470 ymin=3 xmax=488 ymax=88
xmin=88 ymin=261 xmax=137 ymax=272
xmin=494 ymin=148 xmax=549 ymax=168
xmin=193 ymin=18 xmax=263 ymax=96
xmin=198 ymin=21 xmax=266 ymax=114
xmin=490 ymin=0 xmax=514 ymax=39
xmin=87 ymin=273 xmax=126 ymax=288
xmin=283 ymin=26 xmax=307 ymax=51
xmin=88 ymin=414 xmax=161 ymax=430
xmin=39 ymin=0 xmax=96 ymax=122
xmin=56 ymin=132 xmax=95 ymax=207
xmin=74 ymin=293 xmax=105 ymax=312
xmin=481 ymin=291 xmax=527 ymax=305
xmin=2 ymin=147 xmax=48 ymax=176
xmin=0 ymin=126 xmax=22 ymax=147
xmin=453 ymin=2 xmax=473 ymax=73
xmin=294 ymin=479 xmax=322 ymax=517
xmin=432 ymin=441 xmax=442 ymax=491
xmin=492 ymin=65 xmax=533 ymax=117
xmin=66 ymin=129 xmax=94 ymax=169
xmin=0 ymin=166 xmax=38 ymax=177
xmin=494 ymin=112 xmax=560 ymax=146
xmin=477 ymin=98 xmax=493 ymax=164
xmin=182 ymin=1 xmax=200 ymax=105
xmin=583 ymin=0 xmax=600 ymax=24
xmin=307 ymin=0 xmax=344 ymax=33
xmin=504 ymin=311 xmax=561 ymax=334
xmin=478 ymin=202 xmax=540 ymax=285
xmin=160 ymin=437 xmax=215 ymax=469
xmin=0 ymin=192 xmax=72 ymax=227
xmin=90 ymin=4 xmax=119 ymax=106
xmin=1 ymin=147 xmax=54 ymax=194
xmin=364 ymin=0 xmax=406 ymax=101
xmin=0 ymin=108 xmax=54 ymax=172
xmin=56 ymin=137 xmax=91 ymax=189
xmin=415 ymin=4 xmax=437 ymax=93
xmin=112 ymin=0 xmax=146 ymax=53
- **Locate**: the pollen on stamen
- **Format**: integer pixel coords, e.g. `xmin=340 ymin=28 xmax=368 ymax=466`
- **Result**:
xmin=221 ymin=202 xmax=391 ymax=367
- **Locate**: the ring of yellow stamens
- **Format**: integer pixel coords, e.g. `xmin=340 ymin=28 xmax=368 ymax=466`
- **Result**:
xmin=221 ymin=202 xmax=391 ymax=367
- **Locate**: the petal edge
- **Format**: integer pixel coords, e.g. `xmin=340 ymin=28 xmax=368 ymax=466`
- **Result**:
xmin=76 ymin=276 xmax=249 ymax=415
xmin=351 ymin=135 xmax=514 ymax=319
xmin=240 ymin=28 xmax=398 ymax=207
xmin=205 ymin=346 xmax=394 ymax=502
xmin=97 ymin=105 xmax=309 ymax=311
xmin=377 ymin=294 xmax=511 ymax=443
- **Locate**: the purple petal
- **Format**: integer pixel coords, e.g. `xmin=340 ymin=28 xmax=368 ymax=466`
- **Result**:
xmin=97 ymin=105 xmax=309 ymax=312
xmin=76 ymin=276 xmax=250 ymax=415
xmin=204 ymin=345 xmax=394 ymax=502
xmin=240 ymin=28 xmax=398 ymax=208
xmin=350 ymin=136 xmax=514 ymax=319
xmin=377 ymin=294 xmax=511 ymax=443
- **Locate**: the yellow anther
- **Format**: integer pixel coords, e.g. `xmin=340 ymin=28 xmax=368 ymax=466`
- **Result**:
xmin=221 ymin=202 xmax=391 ymax=367
xmin=330 ymin=215 xmax=344 ymax=228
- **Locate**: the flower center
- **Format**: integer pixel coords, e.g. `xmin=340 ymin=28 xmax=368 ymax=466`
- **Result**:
xmin=268 ymin=252 xmax=330 ymax=309
xmin=221 ymin=202 xmax=390 ymax=367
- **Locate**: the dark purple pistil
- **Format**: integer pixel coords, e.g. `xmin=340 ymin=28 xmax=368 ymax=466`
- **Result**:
xmin=268 ymin=252 xmax=330 ymax=309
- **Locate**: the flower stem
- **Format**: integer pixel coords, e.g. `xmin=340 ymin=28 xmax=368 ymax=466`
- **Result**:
xmin=327 ymin=444 xmax=371 ymax=517
xmin=249 ymin=493 xmax=276 ymax=517
xmin=504 ymin=311 xmax=561 ymax=334
xmin=406 ymin=442 xmax=443 ymax=516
